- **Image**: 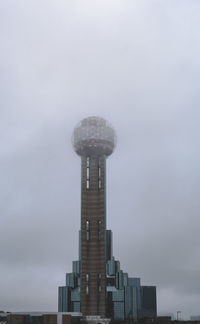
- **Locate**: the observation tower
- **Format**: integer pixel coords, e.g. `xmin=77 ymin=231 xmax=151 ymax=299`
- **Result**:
xmin=72 ymin=116 xmax=116 ymax=317
xmin=58 ymin=117 xmax=157 ymax=322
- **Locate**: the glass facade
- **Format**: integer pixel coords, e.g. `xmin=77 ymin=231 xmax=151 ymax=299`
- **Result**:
xmin=140 ymin=286 xmax=157 ymax=318
xmin=58 ymin=286 xmax=69 ymax=312
xmin=114 ymin=302 xmax=125 ymax=320
xmin=105 ymin=230 xmax=113 ymax=261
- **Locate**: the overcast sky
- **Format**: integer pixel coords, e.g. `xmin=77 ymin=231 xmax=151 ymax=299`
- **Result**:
xmin=1 ymin=0 xmax=200 ymax=320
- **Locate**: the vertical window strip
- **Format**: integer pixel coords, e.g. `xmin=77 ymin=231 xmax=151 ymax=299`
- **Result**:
xmin=98 ymin=220 xmax=101 ymax=240
xmin=98 ymin=163 xmax=101 ymax=189
xmin=86 ymin=220 xmax=90 ymax=240
xmin=86 ymin=273 xmax=89 ymax=295
xmin=98 ymin=273 xmax=101 ymax=292
xmin=99 ymin=179 xmax=101 ymax=189
xmin=86 ymin=157 xmax=90 ymax=189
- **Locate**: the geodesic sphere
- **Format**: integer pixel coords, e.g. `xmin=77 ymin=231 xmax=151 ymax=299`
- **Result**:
xmin=72 ymin=116 xmax=116 ymax=157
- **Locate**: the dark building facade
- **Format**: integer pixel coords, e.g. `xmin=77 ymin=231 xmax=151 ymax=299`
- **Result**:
xmin=58 ymin=117 xmax=157 ymax=321
xmin=140 ymin=287 xmax=157 ymax=318
xmin=6 ymin=313 xmax=81 ymax=324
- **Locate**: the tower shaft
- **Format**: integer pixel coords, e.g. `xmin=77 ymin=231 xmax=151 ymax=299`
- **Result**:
xmin=81 ymin=155 xmax=106 ymax=316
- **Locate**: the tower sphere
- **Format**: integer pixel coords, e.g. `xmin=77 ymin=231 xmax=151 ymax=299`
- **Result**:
xmin=72 ymin=116 xmax=116 ymax=157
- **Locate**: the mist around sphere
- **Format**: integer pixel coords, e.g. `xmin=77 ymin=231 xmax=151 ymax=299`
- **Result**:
xmin=72 ymin=116 xmax=116 ymax=157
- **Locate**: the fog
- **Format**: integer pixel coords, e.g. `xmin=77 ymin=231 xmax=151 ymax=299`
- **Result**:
xmin=1 ymin=0 xmax=200 ymax=319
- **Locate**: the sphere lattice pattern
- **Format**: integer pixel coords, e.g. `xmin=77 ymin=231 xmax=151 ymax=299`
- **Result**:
xmin=72 ymin=116 xmax=116 ymax=156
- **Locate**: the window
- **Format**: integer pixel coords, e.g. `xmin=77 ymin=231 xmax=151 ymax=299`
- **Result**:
xmin=98 ymin=273 xmax=101 ymax=292
xmin=86 ymin=274 xmax=89 ymax=295
xmin=98 ymin=166 xmax=101 ymax=189
xmin=86 ymin=220 xmax=90 ymax=240
xmin=98 ymin=220 xmax=101 ymax=240
xmin=99 ymin=179 xmax=101 ymax=189
xmin=86 ymin=157 xmax=90 ymax=189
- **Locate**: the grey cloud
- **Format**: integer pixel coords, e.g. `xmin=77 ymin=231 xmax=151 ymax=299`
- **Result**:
xmin=1 ymin=0 xmax=200 ymax=319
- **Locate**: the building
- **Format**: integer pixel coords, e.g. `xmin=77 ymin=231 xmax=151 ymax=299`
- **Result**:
xmin=0 ymin=312 xmax=7 ymax=324
xmin=58 ymin=117 xmax=157 ymax=321
xmin=191 ymin=317 xmax=200 ymax=321
xmin=6 ymin=313 xmax=81 ymax=324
